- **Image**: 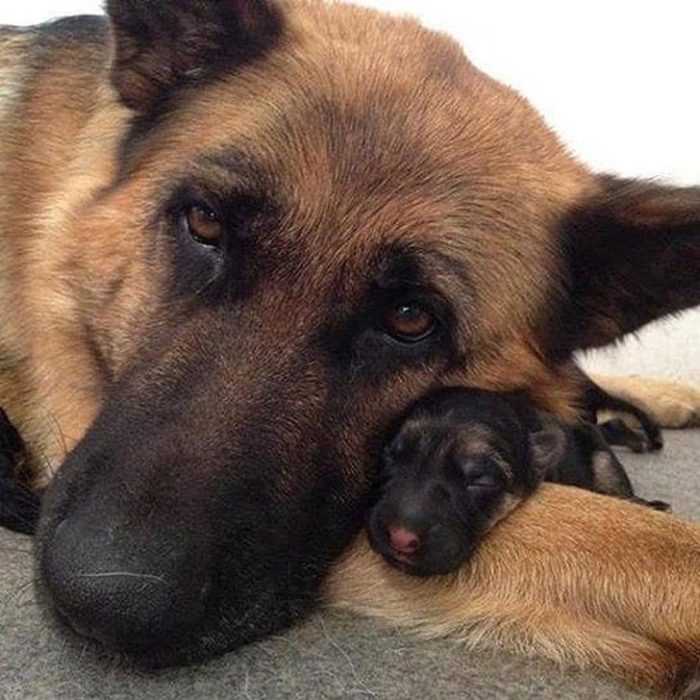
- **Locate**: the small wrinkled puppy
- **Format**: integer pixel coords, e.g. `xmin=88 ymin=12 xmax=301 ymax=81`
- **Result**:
xmin=369 ymin=389 xmax=667 ymax=576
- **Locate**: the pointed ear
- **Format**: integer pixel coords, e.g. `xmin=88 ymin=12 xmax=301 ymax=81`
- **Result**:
xmin=529 ymin=423 xmax=567 ymax=479
xmin=550 ymin=177 xmax=700 ymax=357
xmin=107 ymin=0 xmax=283 ymax=110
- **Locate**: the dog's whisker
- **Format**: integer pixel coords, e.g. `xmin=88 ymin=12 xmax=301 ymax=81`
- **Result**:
xmin=44 ymin=408 xmax=69 ymax=461
xmin=76 ymin=571 xmax=169 ymax=585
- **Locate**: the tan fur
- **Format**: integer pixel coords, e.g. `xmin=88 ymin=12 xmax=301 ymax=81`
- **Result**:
xmin=593 ymin=375 xmax=700 ymax=429
xmin=0 ymin=3 xmax=698 ymax=694
xmin=326 ymin=485 xmax=700 ymax=695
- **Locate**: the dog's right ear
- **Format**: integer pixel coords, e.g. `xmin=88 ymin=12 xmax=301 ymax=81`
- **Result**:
xmin=106 ymin=0 xmax=283 ymax=110
xmin=548 ymin=177 xmax=700 ymax=358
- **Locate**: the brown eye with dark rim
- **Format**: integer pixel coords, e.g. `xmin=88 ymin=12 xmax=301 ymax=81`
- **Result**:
xmin=184 ymin=204 xmax=223 ymax=245
xmin=383 ymin=302 xmax=436 ymax=343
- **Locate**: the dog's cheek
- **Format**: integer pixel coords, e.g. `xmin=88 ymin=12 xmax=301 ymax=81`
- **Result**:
xmin=66 ymin=196 xmax=175 ymax=385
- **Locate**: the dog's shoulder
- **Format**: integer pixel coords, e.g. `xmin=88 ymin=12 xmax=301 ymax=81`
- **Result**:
xmin=0 ymin=15 xmax=108 ymax=78
xmin=1 ymin=14 xmax=107 ymax=44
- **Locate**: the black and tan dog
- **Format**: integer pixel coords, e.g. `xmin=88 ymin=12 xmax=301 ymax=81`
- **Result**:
xmin=1 ymin=0 xmax=700 ymax=694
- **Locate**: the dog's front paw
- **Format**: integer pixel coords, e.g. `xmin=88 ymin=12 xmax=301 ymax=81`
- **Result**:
xmin=591 ymin=375 xmax=700 ymax=429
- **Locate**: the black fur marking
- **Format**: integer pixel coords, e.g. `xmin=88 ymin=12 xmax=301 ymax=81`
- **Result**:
xmin=600 ymin=419 xmax=655 ymax=455
xmin=545 ymin=177 xmax=700 ymax=359
xmin=577 ymin=370 xmax=663 ymax=452
xmin=108 ymin=0 xmax=284 ymax=108
xmin=33 ymin=15 xmax=108 ymax=43
xmin=0 ymin=410 xmax=41 ymax=536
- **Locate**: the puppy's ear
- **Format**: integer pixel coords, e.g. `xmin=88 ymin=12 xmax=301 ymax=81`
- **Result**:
xmin=529 ymin=423 xmax=567 ymax=479
xmin=549 ymin=177 xmax=700 ymax=358
xmin=106 ymin=0 xmax=283 ymax=110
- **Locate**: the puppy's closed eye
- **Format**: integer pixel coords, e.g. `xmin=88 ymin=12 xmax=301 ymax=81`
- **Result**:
xmin=460 ymin=460 xmax=502 ymax=490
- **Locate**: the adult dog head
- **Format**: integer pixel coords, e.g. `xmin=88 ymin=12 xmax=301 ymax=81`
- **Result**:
xmin=5 ymin=0 xmax=695 ymax=666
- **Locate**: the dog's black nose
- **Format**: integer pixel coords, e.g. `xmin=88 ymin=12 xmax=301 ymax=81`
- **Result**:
xmin=41 ymin=511 xmax=209 ymax=653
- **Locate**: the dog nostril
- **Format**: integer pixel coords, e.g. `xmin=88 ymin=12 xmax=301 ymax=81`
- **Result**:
xmin=388 ymin=525 xmax=421 ymax=555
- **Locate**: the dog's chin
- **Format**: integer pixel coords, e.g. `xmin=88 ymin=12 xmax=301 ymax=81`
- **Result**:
xmin=34 ymin=517 xmax=317 ymax=670
xmin=37 ymin=577 xmax=313 ymax=670
xmin=382 ymin=549 xmax=474 ymax=578
xmin=371 ymin=537 xmax=476 ymax=578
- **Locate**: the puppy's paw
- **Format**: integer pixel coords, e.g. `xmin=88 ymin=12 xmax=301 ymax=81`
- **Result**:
xmin=599 ymin=418 xmax=659 ymax=453
xmin=591 ymin=375 xmax=700 ymax=429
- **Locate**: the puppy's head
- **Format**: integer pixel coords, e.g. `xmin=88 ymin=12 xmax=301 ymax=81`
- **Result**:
xmin=35 ymin=0 xmax=700 ymax=665
xmin=368 ymin=389 xmax=566 ymax=575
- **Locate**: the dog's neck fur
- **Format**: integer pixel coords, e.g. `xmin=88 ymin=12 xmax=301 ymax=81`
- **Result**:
xmin=0 ymin=24 xmax=125 ymax=478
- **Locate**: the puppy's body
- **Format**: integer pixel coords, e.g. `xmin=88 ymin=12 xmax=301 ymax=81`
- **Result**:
xmin=369 ymin=389 xmax=666 ymax=576
xmin=551 ymin=420 xmax=665 ymax=508
xmin=0 ymin=2 xmax=699 ymax=693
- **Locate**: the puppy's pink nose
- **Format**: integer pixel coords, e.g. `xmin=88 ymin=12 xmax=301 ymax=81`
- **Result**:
xmin=388 ymin=526 xmax=420 ymax=555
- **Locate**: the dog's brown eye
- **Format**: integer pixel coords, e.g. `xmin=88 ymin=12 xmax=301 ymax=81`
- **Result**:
xmin=184 ymin=204 xmax=222 ymax=245
xmin=384 ymin=302 xmax=436 ymax=342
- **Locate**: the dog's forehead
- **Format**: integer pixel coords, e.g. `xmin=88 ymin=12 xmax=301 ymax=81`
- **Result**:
xmin=123 ymin=1 xmax=596 ymax=322
xmin=139 ymin=0 xmax=591 ymax=215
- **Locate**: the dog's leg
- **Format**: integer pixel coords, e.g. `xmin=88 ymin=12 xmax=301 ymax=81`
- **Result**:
xmin=326 ymin=485 xmax=700 ymax=696
xmin=591 ymin=375 xmax=700 ymax=430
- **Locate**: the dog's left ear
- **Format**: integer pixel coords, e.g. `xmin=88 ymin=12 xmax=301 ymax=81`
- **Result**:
xmin=107 ymin=0 xmax=283 ymax=110
xmin=549 ymin=177 xmax=700 ymax=358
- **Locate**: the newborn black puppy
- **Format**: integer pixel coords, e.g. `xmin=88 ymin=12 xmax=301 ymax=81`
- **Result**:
xmin=369 ymin=388 xmax=667 ymax=576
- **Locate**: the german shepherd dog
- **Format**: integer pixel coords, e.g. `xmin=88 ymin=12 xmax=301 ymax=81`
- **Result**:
xmin=1 ymin=0 xmax=700 ymax=694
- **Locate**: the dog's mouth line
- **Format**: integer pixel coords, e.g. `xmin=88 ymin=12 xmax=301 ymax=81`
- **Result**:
xmin=41 ymin=566 xmax=299 ymax=667
xmin=389 ymin=551 xmax=419 ymax=566
xmin=52 ymin=601 xmax=209 ymax=668
xmin=74 ymin=571 xmax=170 ymax=585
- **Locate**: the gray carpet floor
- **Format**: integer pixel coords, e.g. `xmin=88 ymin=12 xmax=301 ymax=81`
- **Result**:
xmin=1 ymin=431 xmax=698 ymax=699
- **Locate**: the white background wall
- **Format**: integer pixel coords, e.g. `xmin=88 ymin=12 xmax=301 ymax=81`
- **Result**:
xmin=3 ymin=1 xmax=699 ymax=383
